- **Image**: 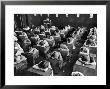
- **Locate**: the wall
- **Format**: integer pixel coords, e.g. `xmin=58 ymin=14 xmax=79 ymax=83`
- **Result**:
xmin=27 ymin=14 xmax=97 ymax=28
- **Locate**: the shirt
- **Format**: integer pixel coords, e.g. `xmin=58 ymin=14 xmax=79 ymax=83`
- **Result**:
xmin=14 ymin=42 xmax=24 ymax=56
xmin=59 ymin=44 xmax=69 ymax=56
xmin=51 ymin=51 xmax=63 ymax=61
xmin=42 ymin=40 xmax=49 ymax=47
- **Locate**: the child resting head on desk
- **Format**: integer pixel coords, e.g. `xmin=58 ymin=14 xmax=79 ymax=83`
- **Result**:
xmin=78 ymin=54 xmax=96 ymax=66
xmin=33 ymin=60 xmax=52 ymax=72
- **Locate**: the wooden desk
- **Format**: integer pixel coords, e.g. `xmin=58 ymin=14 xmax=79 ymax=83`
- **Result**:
xmin=45 ymin=31 xmax=50 ymax=36
xmin=33 ymin=45 xmax=49 ymax=54
xmin=14 ymin=60 xmax=27 ymax=71
xmin=76 ymin=60 xmax=96 ymax=69
xmin=27 ymin=67 xmax=52 ymax=76
xmin=73 ymin=64 xmax=97 ymax=76
xmin=89 ymin=46 xmax=97 ymax=54
xmin=19 ymin=35 xmax=27 ymax=41
xmin=15 ymin=31 xmax=22 ymax=36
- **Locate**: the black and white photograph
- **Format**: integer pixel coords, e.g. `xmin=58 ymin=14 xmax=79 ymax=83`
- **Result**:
xmin=4 ymin=4 xmax=106 ymax=85
xmin=14 ymin=14 xmax=97 ymax=76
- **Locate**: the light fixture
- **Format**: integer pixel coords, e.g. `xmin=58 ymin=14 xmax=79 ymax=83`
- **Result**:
xmin=66 ymin=14 xmax=68 ymax=17
xmin=90 ymin=14 xmax=93 ymax=18
xmin=48 ymin=14 xmax=49 ymax=17
xmin=56 ymin=14 xmax=58 ymax=17
xmin=34 ymin=14 xmax=36 ymax=16
xmin=77 ymin=14 xmax=80 ymax=18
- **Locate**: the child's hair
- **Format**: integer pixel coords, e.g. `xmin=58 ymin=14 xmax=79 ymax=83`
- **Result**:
xmin=39 ymin=40 xmax=44 ymax=46
xmin=38 ymin=60 xmax=49 ymax=69
xmin=80 ymin=47 xmax=83 ymax=52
